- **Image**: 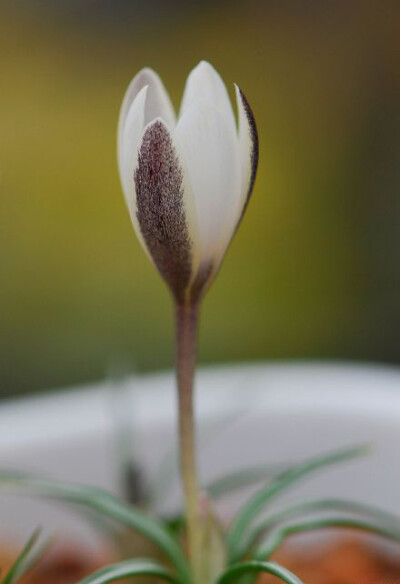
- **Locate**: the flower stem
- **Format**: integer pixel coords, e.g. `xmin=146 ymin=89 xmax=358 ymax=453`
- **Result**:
xmin=175 ymin=300 xmax=201 ymax=584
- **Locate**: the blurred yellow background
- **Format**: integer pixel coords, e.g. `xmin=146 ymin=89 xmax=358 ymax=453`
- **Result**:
xmin=0 ymin=1 xmax=399 ymax=397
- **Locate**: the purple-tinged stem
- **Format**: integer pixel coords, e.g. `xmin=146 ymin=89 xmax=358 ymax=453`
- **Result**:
xmin=175 ymin=300 xmax=201 ymax=583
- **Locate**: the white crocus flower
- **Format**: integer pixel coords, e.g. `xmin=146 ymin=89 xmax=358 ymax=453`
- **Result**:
xmin=117 ymin=61 xmax=258 ymax=305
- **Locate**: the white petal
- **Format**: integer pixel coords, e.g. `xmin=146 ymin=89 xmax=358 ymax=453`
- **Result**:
xmin=117 ymin=68 xmax=176 ymax=170
xmin=118 ymin=85 xmax=147 ymax=215
xmin=234 ymin=84 xmax=259 ymax=218
xmin=118 ymin=86 xmax=159 ymax=261
xmin=174 ymin=99 xmax=242 ymax=266
xmin=180 ymin=61 xmax=236 ymax=133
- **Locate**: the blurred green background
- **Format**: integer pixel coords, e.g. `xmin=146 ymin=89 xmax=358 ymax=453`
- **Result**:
xmin=0 ymin=1 xmax=399 ymax=398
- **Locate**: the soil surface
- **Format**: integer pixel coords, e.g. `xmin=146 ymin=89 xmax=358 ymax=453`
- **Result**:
xmin=0 ymin=542 xmax=113 ymax=584
xmin=265 ymin=539 xmax=400 ymax=584
xmin=1 ymin=538 xmax=399 ymax=583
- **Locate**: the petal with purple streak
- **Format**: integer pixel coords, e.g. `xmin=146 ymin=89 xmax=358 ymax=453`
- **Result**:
xmin=134 ymin=119 xmax=192 ymax=301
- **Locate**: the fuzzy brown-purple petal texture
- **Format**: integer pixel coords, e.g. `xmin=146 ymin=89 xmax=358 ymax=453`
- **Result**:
xmin=135 ymin=120 xmax=192 ymax=302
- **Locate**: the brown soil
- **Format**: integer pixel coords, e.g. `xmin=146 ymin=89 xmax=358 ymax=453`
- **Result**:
xmin=1 ymin=538 xmax=399 ymax=583
xmin=265 ymin=539 xmax=400 ymax=584
xmin=0 ymin=542 xmax=113 ymax=584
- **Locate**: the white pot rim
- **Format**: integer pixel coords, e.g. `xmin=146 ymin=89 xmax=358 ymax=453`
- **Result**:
xmin=1 ymin=360 xmax=400 ymax=544
xmin=1 ymin=360 xmax=400 ymax=452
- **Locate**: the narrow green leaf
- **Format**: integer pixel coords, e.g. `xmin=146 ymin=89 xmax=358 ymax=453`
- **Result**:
xmin=217 ymin=561 xmax=304 ymax=584
xmin=1 ymin=529 xmax=42 ymax=584
xmin=227 ymin=446 xmax=367 ymax=559
xmin=255 ymin=515 xmax=400 ymax=559
xmin=241 ymin=497 xmax=400 ymax=557
xmin=207 ymin=465 xmax=285 ymax=501
xmin=75 ymin=558 xmax=181 ymax=584
xmin=164 ymin=515 xmax=184 ymax=534
xmin=0 ymin=471 xmax=190 ymax=583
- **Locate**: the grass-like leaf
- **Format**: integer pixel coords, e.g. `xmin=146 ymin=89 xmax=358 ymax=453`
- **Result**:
xmin=0 ymin=471 xmax=190 ymax=583
xmin=1 ymin=529 xmax=48 ymax=584
xmin=255 ymin=515 xmax=400 ymax=559
xmin=217 ymin=560 xmax=304 ymax=584
xmin=75 ymin=558 xmax=181 ymax=584
xmin=227 ymin=446 xmax=366 ymax=559
xmin=207 ymin=465 xmax=285 ymax=501
xmin=240 ymin=497 xmax=400 ymax=557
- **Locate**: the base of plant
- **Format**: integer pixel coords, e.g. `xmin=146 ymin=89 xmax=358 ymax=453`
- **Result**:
xmin=1 ymin=537 xmax=399 ymax=584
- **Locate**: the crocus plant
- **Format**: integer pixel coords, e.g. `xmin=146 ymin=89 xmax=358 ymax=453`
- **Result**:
xmin=1 ymin=61 xmax=400 ymax=584
xmin=117 ymin=60 xmax=258 ymax=582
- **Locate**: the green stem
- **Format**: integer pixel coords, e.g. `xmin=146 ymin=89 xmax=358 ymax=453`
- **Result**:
xmin=175 ymin=300 xmax=201 ymax=584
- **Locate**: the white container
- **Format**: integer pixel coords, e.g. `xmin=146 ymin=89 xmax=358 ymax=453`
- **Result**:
xmin=0 ymin=362 xmax=399 ymax=551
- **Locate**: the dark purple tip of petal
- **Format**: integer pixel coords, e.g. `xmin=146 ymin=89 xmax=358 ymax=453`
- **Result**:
xmin=238 ymin=87 xmax=259 ymax=220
